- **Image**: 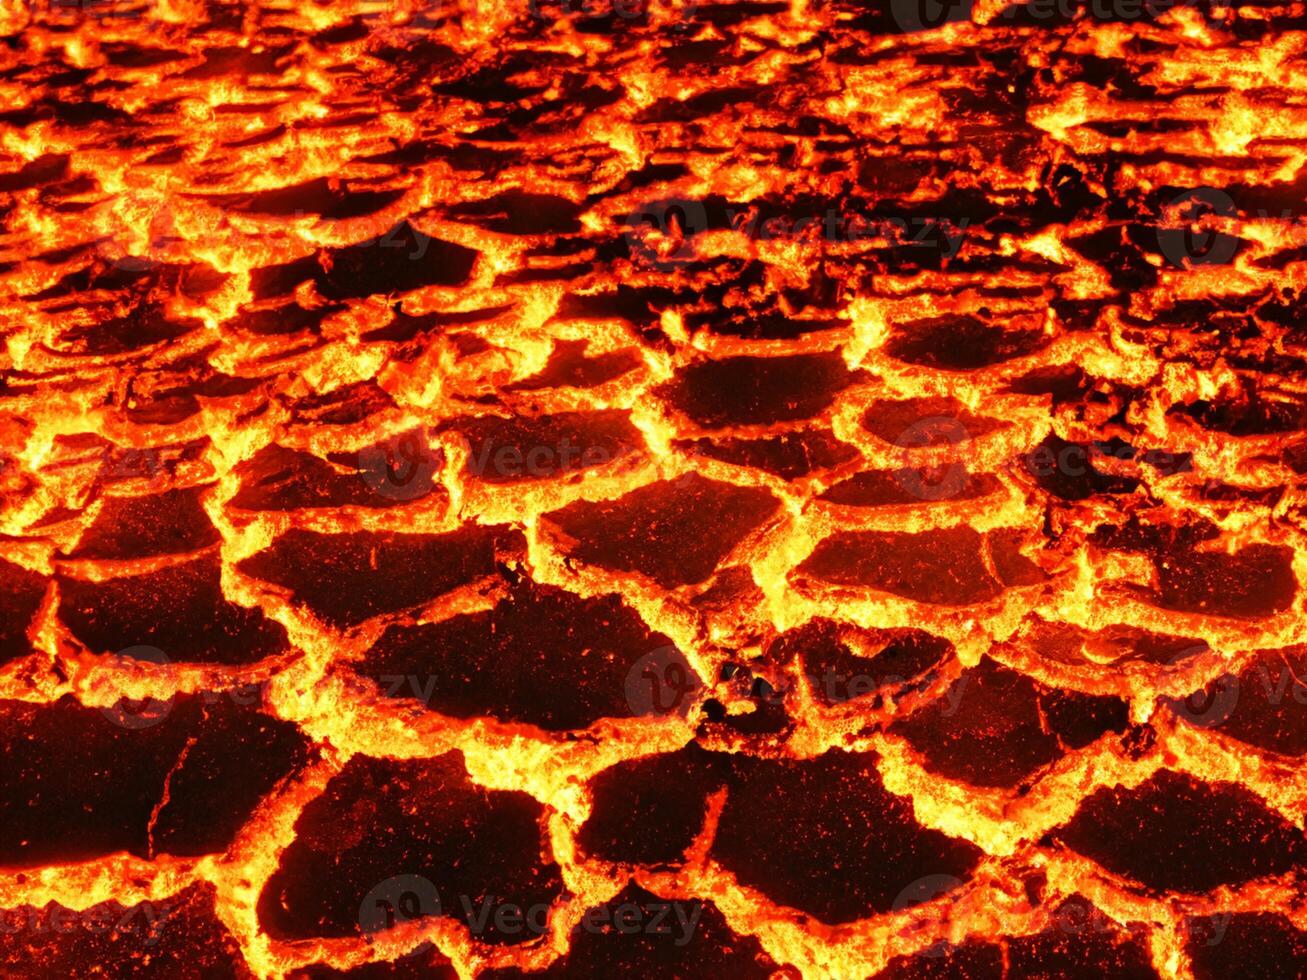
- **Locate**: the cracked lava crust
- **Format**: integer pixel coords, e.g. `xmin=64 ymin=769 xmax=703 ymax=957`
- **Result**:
xmin=0 ymin=0 xmax=1306 ymax=977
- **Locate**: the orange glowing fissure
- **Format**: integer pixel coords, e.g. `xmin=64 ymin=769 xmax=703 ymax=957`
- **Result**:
xmin=0 ymin=0 xmax=1305 ymax=977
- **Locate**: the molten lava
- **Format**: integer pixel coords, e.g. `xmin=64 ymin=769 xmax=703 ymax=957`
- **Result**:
xmin=0 ymin=0 xmax=1304 ymax=977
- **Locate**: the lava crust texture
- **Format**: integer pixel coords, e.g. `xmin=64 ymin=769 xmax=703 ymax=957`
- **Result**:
xmin=1 ymin=0 xmax=1306 ymax=978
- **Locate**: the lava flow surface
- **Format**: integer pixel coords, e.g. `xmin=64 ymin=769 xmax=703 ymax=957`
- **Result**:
xmin=0 ymin=0 xmax=1306 ymax=977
